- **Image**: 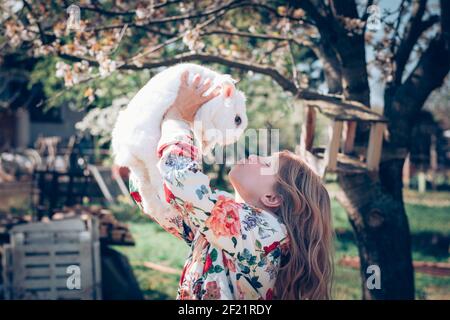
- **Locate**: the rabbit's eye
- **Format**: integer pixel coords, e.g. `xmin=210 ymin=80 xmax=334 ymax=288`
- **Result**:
xmin=234 ymin=115 xmax=242 ymax=126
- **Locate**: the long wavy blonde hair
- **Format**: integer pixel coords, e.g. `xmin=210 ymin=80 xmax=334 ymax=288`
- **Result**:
xmin=273 ymin=150 xmax=334 ymax=300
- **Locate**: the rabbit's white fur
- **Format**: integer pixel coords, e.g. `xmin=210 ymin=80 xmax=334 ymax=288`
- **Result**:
xmin=111 ymin=63 xmax=247 ymax=218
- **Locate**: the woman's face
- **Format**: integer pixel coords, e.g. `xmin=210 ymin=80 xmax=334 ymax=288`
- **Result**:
xmin=228 ymin=153 xmax=282 ymax=211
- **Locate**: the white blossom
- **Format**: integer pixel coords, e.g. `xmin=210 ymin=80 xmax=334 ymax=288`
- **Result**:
xmin=182 ymin=28 xmax=205 ymax=52
xmin=96 ymin=51 xmax=117 ymax=77
xmin=75 ymin=98 xmax=129 ymax=144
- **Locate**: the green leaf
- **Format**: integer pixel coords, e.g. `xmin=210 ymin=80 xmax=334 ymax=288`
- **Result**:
xmin=210 ymin=249 xmax=218 ymax=262
xmin=232 ymin=237 xmax=237 ymax=248
xmin=242 ymin=248 xmax=252 ymax=260
xmin=255 ymin=239 xmax=262 ymax=249
xmin=272 ymin=248 xmax=281 ymax=259
xmin=257 ymin=259 xmax=266 ymax=267
xmin=251 ymin=276 xmax=263 ymax=289
xmin=214 ymin=265 xmax=224 ymax=273
xmin=241 ymin=266 xmax=251 ymax=274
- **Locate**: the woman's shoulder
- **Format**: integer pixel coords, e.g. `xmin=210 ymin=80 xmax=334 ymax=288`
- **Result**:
xmin=210 ymin=188 xmax=235 ymax=200
xmin=238 ymin=203 xmax=288 ymax=242
xmin=208 ymin=188 xmax=287 ymax=239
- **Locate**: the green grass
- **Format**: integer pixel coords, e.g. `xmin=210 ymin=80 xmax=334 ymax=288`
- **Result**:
xmin=332 ymin=265 xmax=362 ymax=300
xmin=114 ymin=219 xmax=450 ymax=300
xmin=114 ymin=221 xmax=189 ymax=300
xmin=114 ymin=222 xmax=189 ymax=269
xmin=111 ymin=190 xmax=450 ymax=300
xmin=415 ymin=273 xmax=450 ymax=300
xmin=330 ymin=197 xmax=450 ymax=236
xmin=405 ymin=203 xmax=450 ymax=235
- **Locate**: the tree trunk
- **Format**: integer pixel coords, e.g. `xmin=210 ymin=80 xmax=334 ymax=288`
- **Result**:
xmin=336 ymin=31 xmax=450 ymax=299
xmin=330 ymin=20 xmax=415 ymax=299
xmin=337 ymin=170 xmax=415 ymax=299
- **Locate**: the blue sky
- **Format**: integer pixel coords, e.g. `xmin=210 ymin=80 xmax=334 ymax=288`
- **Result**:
xmin=366 ymin=0 xmax=440 ymax=109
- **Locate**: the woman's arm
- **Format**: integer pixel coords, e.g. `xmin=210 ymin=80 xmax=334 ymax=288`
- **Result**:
xmin=129 ymin=168 xmax=196 ymax=244
xmin=157 ymin=72 xmax=287 ymax=256
xmin=128 ymin=72 xmax=218 ymax=244
xmin=157 ymin=118 xmax=287 ymax=257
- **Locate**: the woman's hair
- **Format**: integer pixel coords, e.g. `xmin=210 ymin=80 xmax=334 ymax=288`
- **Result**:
xmin=273 ymin=150 xmax=334 ymax=300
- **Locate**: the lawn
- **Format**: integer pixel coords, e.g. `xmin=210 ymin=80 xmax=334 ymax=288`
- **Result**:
xmin=113 ymin=189 xmax=450 ymax=300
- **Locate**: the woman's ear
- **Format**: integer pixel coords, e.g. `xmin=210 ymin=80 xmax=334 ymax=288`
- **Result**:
xmin=260 ymin=193 xmax=283 ymax=209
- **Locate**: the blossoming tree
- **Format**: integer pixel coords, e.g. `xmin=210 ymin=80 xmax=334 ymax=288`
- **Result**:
xmin=1 ymin=0 xmax=449 ymax=299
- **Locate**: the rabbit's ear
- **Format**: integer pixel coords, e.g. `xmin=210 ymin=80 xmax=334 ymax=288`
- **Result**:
xmin=222 ymin=74 xmax=238 ymax=84
xmin=223 ymin=83 xmax=234 ymax=98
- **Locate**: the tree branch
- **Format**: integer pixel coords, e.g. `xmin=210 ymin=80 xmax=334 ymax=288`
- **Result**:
xmin=386 ymin=34 xmax=450 ymax=148
xmin=200 ymin=29 xmax=315 ymax=48
xmin=59 ymin=50 xmax=372 ymax=115
xmin=330 ymin=0 xmax=359 ymax=19
xmin=246 ymin=2 xmax=316 ymax=26
xmin=84 ymin=1 xmax=315 ymax=33
xmin=393 ymin=0 xmax=436 ymax=85
xmin=78 ymin=0 xmax=184 ymax=17
xmin=441 ymin=0 xmax=450 ymax=43
xmin=297 ymin=0 xmax=330 ymax=28
xmin=22 ymin=0 xmax=54 ymax=45
xmin=362 ymin=0 xmax=375 ymax=21
xmin=389 ymin=0 xmax=408 ymax=56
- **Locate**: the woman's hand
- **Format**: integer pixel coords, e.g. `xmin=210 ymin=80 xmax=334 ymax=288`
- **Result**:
xmin=164 ymin=71 xmax=221 ymax=124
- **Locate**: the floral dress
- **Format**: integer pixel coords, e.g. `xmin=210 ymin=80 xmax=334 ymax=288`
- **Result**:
xmin=129 ymin=119 xmax=289 ymax=300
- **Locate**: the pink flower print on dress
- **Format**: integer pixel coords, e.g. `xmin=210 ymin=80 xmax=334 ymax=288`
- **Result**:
xmin=203 ymin=281 xmax=221 ymax=300
xmin=205 ymin=195 xmax=241 ymax=237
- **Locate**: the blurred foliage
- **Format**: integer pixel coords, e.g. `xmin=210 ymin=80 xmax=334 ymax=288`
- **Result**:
xmin=29 ymin=56 xmax=153 ymax=111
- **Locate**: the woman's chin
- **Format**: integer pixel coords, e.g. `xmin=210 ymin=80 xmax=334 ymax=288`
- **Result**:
xmin=228 ymin=167 xmax=240 ymax=187
xmin=228 ymin=168 xmax=235 ymax=184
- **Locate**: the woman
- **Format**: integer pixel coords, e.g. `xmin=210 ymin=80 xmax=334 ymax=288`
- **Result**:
xmin=129 ymin=71 xmax=334 ymax=300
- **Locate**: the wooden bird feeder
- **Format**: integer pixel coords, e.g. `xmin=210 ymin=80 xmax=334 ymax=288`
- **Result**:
xmin=296 ymin=97 xmax=388 ymax=178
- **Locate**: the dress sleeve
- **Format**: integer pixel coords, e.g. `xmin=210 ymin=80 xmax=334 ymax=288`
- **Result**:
xmin=156 ymin=119 xmax=288 ymax=258
xmin=128 ymin=170 xmax=197 ymax=245
xmin=127 ymin=118 xmax=198 ymax=245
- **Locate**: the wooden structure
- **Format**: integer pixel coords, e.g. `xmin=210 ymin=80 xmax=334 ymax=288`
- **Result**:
xmin=32 ymin=169 xmax=93 ymax=219
xmin=0 ymin=207 xmax=138 ymax=300
xmin=2 ymin=217 xmax=102 ymax=300
xmin=51 ymin=205 xmax=135 ymax=246
xmin=31 ymin=165 xmax=131 ymax=220
xmin=297 ymin=98 xmax=388 ymax=177
xmin=35 ymin=136 xmax=61 ymax=170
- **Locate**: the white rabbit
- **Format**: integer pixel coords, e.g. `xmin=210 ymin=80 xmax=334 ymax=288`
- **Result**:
xmin=111 ymin=63 xmax=247 ymax=219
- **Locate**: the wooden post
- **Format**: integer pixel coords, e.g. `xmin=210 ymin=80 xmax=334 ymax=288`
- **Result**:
xmin=300 ymin=106 xmax=316 ymax=153
xmin=403 ymin=153 xmax=410 ymax=189
xmin=88 ymin=164 xmax=114 ymax=203
xmin=418 ymin=171 xmax=426 ymax=193
xmin=15 ymin=107 xmax=30 ymax=149
xmin=366 ymin=123 xmax=386 ymax=171
xmin=430 ymin=134 xmax=438 ymax=191
xmin=343 ymin=121 xmax=357 ymax=154
xmin=325 ymin=121 xmax=343 ymax=171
